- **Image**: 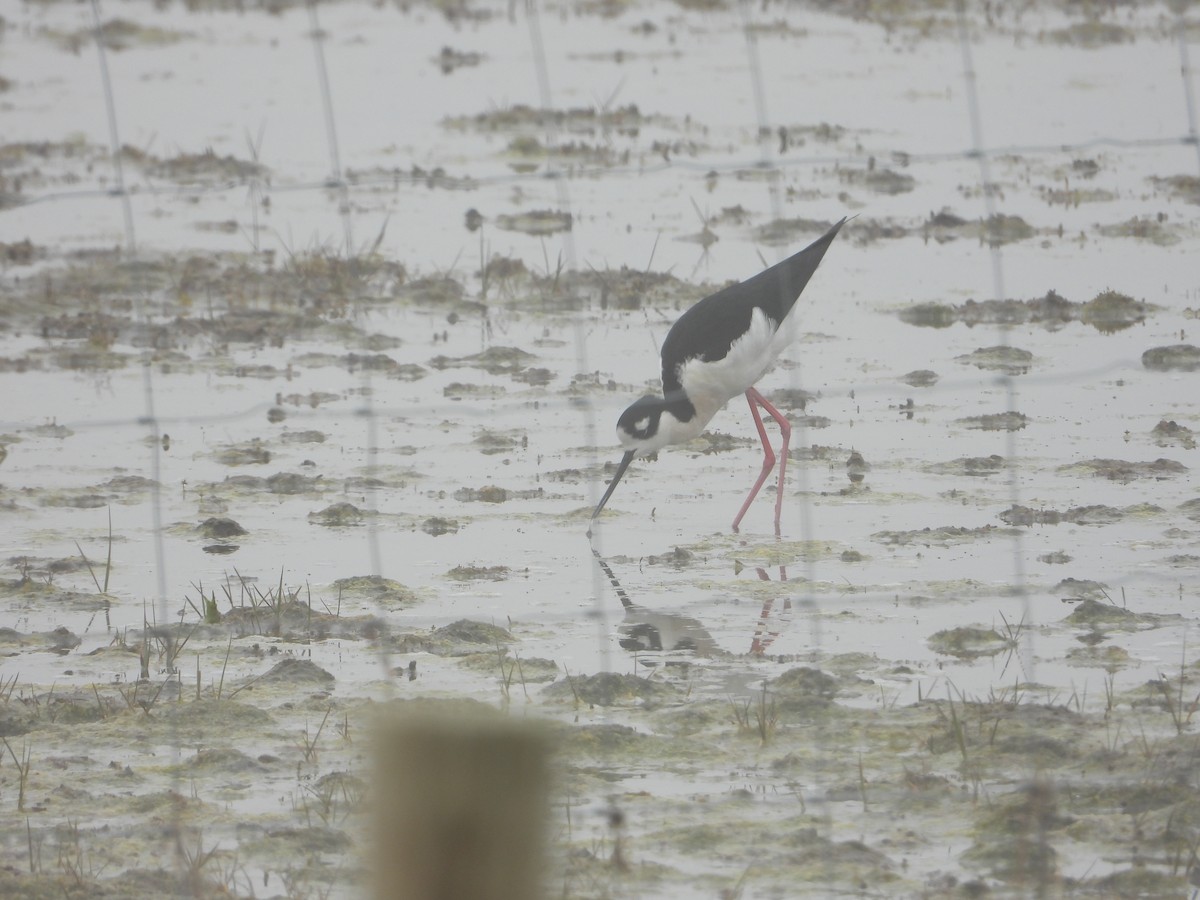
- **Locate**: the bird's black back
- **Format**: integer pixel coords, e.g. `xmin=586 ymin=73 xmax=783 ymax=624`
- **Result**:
xmin=660 ymin=217 xmax=846 ymax=394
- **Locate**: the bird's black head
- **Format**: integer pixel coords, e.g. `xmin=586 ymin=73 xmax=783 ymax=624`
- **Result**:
xmin=616 ymin=394 xmax=666 ymax=444
xmin=590 ymin=392 xmax=698 ymax=529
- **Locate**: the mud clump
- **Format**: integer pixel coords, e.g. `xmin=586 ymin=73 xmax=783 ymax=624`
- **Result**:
xmin=955 ymin=345 xmax=1033 ymax=375
xmin=1151 ymin=419 xmax=1196 ymax=449
xmin=1096 ymin=216 xmax=1179 ymax=247
xmin=1149 ymin=173 xmax=1200 ymax=204
xmin=1058 ymin=458 xmax=1186 ymax=482
xmin=421 ymin=517 xmax=460 ymax=536
xmin=1063 ymin=598 xmax=1167 ymax=632
xmin=928 ymin=626 xmax=1015 ymax=659
xmin=899 ymin=289 xmax=1146 ymax=333
xmin=445 ymin=565 xmax=509 ymax=581
xmin=837 ymin=165 xmax=915 ymax=195
xmin=771 ymin=667 xmax=837 ymax=712
xmin=455 ymin=485 xmax=510 ymax=503
xmin=984 ymin=213 xmax=1035 ymax=245
xmin=1055 ymin=578 xmax=1111 ymax=601
xmin=430 ymin=345 xmax=537 ymax=376
xmin=393 ymin=620 xmax=513 ymax=656
xmin=197 ymin=516 xmax=247 ymax=538
xmin=901 ymin=369 xmax=939 ymax=386
xmin=496 ymin=210 xmax=573 ymax=235
xmin=926 ymin=455 xmax=1004 ymax=477
xmin=0 ymin=625 xmax=81 ymax=655
xmin=1179 ymin=498 xmax=1200 ymax=522
xmin=543 ymin=672 xmax=679 ymax=706
xmin=957 ymin=411 xmax=1027 ymax=431
xmin=1142 ymin=344 xmax=1200 ymax=372
xmin=308 ymin=502 xmax=366 ymax=526
xmin=254 ymin=658 xmax=335 ymax=687
xmin=999 ymin=504 xmax=1131 ymax=526
xmin=872 ymin=525 xmax=1017 ymax=546
xmin=752 ymin=217 xmax=837 ymax=247
xmin=332 ymin=575 xmax=419 ymax=608
xmin=645 ymin=547 xmax=695 ymax=567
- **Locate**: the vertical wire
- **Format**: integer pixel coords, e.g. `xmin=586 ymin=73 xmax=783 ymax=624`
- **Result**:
xmin=304 ymin=0 xmax=388 ymax=682
xmin=92 ymin=0 xmax=178 ymax=875
xmin=525 ymin=0 xmax=577 ymax=272
xmin=739 ymin=0 xmax=785 ymax=225
xmin=1173 ymin=3 xmax=1199 ymax=702
xmin=89 ymin=0 xmax=135 ymax=252
xmin=92 ymin=0 xmax=165 ymax=712
xmin=307 ymin=0 xmax=354 ymax=254
xmin=1178 ymin=8 xmax=1200 ymax=173
xmin=739 ymin=0 xmax=831 ymax=855
xmin=526 ymin=0 xmax=606 ymax=673
xmin=955 ymin=0 xmax=1032 ymax=674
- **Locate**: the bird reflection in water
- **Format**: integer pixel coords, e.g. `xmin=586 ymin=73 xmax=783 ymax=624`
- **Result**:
xmin=590 ymin=546 xmax=793 ymax=656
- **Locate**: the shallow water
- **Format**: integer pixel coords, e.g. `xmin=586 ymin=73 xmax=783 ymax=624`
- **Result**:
xmin=2 ymin=0 xmax=1199 ymax=897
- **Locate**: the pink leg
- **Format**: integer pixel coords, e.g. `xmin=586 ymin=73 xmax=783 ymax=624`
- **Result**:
xmin=731 ymin=388 xmax=792 ymax=535
xmin=731 ymin=391 xmax=775 ymax=533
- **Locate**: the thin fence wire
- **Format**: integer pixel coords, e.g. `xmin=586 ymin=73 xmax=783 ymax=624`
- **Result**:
xmin=1179 ymin=7 xmax=1200 ymax=172
xmin=954 ymin=0 xmax=1031 ymax=679
xmin=523 ymin=0 xmax=609 ymax=670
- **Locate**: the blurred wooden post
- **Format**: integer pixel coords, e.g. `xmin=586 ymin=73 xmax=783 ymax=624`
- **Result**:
xmin=372 ymin=710 xmax=549 ymax=900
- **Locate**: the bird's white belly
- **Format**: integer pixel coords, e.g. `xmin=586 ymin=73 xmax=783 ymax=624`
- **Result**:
xmin=677 ymin=307 xmax=793 ymax=417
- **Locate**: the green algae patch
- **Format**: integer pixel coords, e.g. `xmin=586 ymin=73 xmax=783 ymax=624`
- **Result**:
xmin=770 ymin=667 xmax=838 ymax=714
xmin=331 ymin=575 xmax=421 ymax=608
xmin=393 ymin=619 xmax=515 ymax=657
xmin=445 ymin=564 xmax=510 ymax=581
xmin=928 ymin=626 xmax=1015 ymax=659
xmin=957 ymin=411 xmax=1028 ymax=431
xmin=1143 ymin=344 xmax=1200 ymax=372
xmin=308 ymin=502 xmax=367 ymax=526
xmin=542 ymin=672 xmax=680 ymax=706
xmin=1057 ymin=457 xmax=1187 ymax=481
xmin=1063 ymin=598 xmax=1174 ymax=632
xmin=955 ymin=345 xmax=1033 ymax=375
xmin=873 ymin=525 xmax=1020 ymax=547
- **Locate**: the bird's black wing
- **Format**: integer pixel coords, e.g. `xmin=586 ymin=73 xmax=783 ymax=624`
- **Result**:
xmin=660 ymin=217 xmax=846 ymax=394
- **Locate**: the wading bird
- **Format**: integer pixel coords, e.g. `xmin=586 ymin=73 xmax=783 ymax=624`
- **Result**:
xmin=591 ymin=218 xmax=847 ymax=535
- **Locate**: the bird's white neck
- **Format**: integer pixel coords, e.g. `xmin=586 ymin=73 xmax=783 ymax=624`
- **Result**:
xmin=647 ymin=394 xmax=722 ymax=452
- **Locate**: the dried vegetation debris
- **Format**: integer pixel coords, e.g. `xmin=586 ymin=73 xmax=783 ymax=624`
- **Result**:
xmin=751 ymin=215 xmax=840 ymax=247
xmin=957 ymin=411 xmax=1028 ymax=431
xmin=900 ymin=288 xmax=1149 ymax=332
xmin=0 ymin=248 xmax=422 ymax=375
xmin=1058 ymin=457 xmax=1187 ymax=482
xmin=1150 ymin=419 xmax=1196 ymax=449
xmin=1149 ymin=173 xmax=1200 ymax=204
xmin=927 ymin=625 xmax=1015 ymax=658
xmin=1096 ymin=215 xmax=1181 ymax=246
xmin=1142 ymin=343 xmax=1200 ymax=372
xmin=1063 ymin=597 xmax=1180 ymax=632
xmin=872 ymin=524 xmax=1020 ymax=546
xmin=924 ymin=454 xmax=1005 ymax=477
xmin=443 ymin=102 xmax=672 ymax=137
xmin=3 ymin=594 xmax=1199 ymax=899
xmin=955 ymin=344 xmax=1033 ymax=374
xmin=999 ymin=502 xmax=1161 ymax=527
xmin=42 ymin=17 xmax=190 ymax=53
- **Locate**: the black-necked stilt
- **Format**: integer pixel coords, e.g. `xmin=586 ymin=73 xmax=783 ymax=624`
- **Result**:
xmin=591 ymin=217 xmax=847 ymax=535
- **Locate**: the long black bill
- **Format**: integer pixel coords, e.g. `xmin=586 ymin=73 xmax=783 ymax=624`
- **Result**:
xmin=591 ymin=450 xmax=636 ymax=524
